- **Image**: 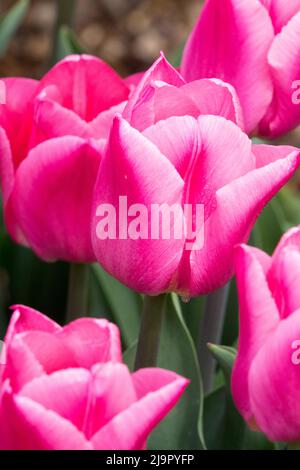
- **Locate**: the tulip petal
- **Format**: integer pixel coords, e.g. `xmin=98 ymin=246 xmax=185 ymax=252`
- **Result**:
xmin=92 ymin=116 xmax=185 ymax=295
xmin=259 ymin=12 xmax=300 ymax=137
xmin=260 ymin=0 xmax=300 ymax=33
xmin=123 ymin=53 xmax=185 ymax=123
xmin=231 ymin=245 xmax=279 ymax=423
xmin=268 ymin=247 xmax=300 ymax=319
xmin=58 ymin=318 xmax=122 ymax=366
xmin=249 ymin=309 xmax=300 ymax=441
xmin=19 ymin=368 xmax=90 ymax=430
xmin=1 ymin=390 xmax=92 ymax=450
xmin=4 ymin=335 xmax=45 ymax=392
xmin=181 ymin=0 xmax=274 ymax=133
xmin=91 ymin=372 xmax=188 ymax=450
xmin=128 ymin=78 xmax=244 ymax=131
xmin=10 ymin=137 xmax=102 ymax=262
xmin=181 ymin=79 xmax=244 ymax=129
xmin=0 ymin=78 xmax=38 ymax=167
xmin=38 ymin=55 xmax=129 ymax=121
xmin=188 ymin=147 xmax=300 ymax=296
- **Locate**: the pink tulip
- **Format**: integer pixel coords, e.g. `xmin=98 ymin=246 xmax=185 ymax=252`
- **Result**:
xmin=232 ymin=227 xmax=300 ymax=442
xmin=0 ymin=306 xmax=188 ymax=450
xmin=92 ymin=113 xmax=300 ymax=297
xmin=181 ymin=0 xmax=300 ymax=138
xmin=0 ymin=54 xmax=131 ymax=262
xmin=123 ymin=53 xmax=244 ymax=131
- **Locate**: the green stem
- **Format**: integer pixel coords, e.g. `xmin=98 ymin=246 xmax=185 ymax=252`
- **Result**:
xmin=198 ymin=283 xmax=230 ymax=394
xmin=134 ymin=294 xmax=167 ymax=370
xmin=50 ymin=0 xmax=76 ymax=66
xmin=66 ymin=263 xmax=89 ymax=323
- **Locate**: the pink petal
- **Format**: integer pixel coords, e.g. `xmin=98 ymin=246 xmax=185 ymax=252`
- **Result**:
xmin=252 ymin=143 xmax=298 ymax=167
xmin=4 ymin=335 xmax=45 ymax=392
xmin=128 ymin=78 xmax=244 ymax=131
xmin=0 ymin=78 xmax=38 ymax=168
xmin=92 ymin=116 xmax=185 ymax=295
xmin=187 ymin=147 xmax=300 ymax=296
xmin=91 ymin=372 xmax=188 ymax=450
xmin=231 ymin=245 xmax=279 ymax=423
xmin=58 ymin=318 xmax=122 ymax=366
xmin=10 ymin=137 xmax=102 ymax=262
xmin=38 ymin=54 xmax=129 ymax=121
xmin=34 ymin=90 xmax=127 ymax=141
xmin=5 ymin=306 xmax=60 ymax=344
xmin=260 ymin=0 xmax=300 ymax=32
xmin=249 ymin=309 xmax=300 ymax=441
xmin=259 ymin=12 xmax=300 ymax=137
xmin=0 ymin=389 xmax=92 ymax=449
xmin=87 ymin=363 xmax=137 ymax=438
xmin=181 ymin=0 xmax=274 ymax=133
xmin=19 ymin=368 xmax=90 ymax=431
xmin=181 ymin=78 xmax=244 ymax=129
xmin=123 ymin=53 xmax=185 ymax=124
xmin=124 ymin=71 xmax=144 ymax=89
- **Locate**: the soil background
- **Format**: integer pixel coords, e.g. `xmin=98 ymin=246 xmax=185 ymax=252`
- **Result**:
xmin=0 ymin=0 xmax=203 ymax=78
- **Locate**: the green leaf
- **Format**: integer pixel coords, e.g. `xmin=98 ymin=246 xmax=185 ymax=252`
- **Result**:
xmin=205 ymin=343 xmax=274 ymax=449
xmin=92 ymin=264 xmax=141 ymax=348
xmin=207 ymin=344 xmax=236 ymax=384
xmin=0 ymin=0 xmax=29 ymax=57
xmin=148 ymin=293 xmax=205 ymax=450
xmin=252 ymin=196 xmax=287 ymax=254
xmin=55 ymin=25 xmax=84 ymax=61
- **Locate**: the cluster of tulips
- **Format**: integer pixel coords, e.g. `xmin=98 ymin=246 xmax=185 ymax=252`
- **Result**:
xmin=1 ymin=0 xmax=300 ymax=450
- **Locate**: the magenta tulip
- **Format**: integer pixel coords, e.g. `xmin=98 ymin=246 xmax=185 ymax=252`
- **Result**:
xmin=232 ymin=227 xmax=300 ymax=442
xmin=0 ymin=54 xmax=132 ymax=262
xmin=92 ymin=113 xmax=300 ymax=297
xmin=0 ymin=306 xmax=188 ymax=450
xmin=181 ymin=0 xmax=300 ymax=138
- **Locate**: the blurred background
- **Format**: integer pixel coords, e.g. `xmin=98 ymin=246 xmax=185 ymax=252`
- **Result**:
xmin=0 ymin=0 xmax=202 ymax=78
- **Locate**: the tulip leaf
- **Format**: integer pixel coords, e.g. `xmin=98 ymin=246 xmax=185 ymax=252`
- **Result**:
xmin=92 ymin=264 xmax=141 ymax=348
xmin=0 ymin=0 xmax=29 ymax=57
xmin=148 ymin=293 xmax=205 ymax=450
xmin=55 ymin=25 xmax=84 ymax=61
xmin=205 ymin=343 xmax=274 ymax=449
xmin=252 ymin=196 xmax=287 ymax=254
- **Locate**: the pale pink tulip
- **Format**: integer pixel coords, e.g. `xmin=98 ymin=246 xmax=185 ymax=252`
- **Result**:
xmin=0 ymin=306 xmax=188 ymax=450
xmin=181 ymin=0 xmax=300 ymax=138
xmin=92 ymin=114 xmax=300 ymax=297
xmin=232 ymin=227 xmax=300 ymax=442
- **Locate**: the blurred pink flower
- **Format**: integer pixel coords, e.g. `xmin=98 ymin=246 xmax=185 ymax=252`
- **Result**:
xmin=92 ymin=113 xmax=300 ymax=297
xmin=0 ymin=306 xmax=188 ymax=450
xmin=232 ymin=227 xmax=300 ymax=442
xmin=181 ymin=0 xmax=300 ymax=138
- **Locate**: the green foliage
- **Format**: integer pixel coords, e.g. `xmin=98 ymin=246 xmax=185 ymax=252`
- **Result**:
xmin=0 ymin=0 xmax=29 ymax=57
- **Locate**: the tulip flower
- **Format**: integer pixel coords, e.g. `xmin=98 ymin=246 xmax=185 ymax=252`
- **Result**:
xmin=0 ymin=55 xmax=131 ymax=262
xmin=232 ymin=227 xmax=300 ymax=443
xmin=92 ymin=113 xmax=300 ymax=297
xmin=0 ymin=306 xmax=188 ymax=450
xmin=181 ymin=0 xmax=300 ymax=138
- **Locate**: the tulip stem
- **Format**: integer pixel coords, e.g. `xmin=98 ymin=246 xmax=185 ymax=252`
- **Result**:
xmin=198 ymin=283 xmax=230 ymax=394
xmin=134 ymin=294 xmax=167 ymax=370
xmin=66 ymin=263 xmax=90 ymax=323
